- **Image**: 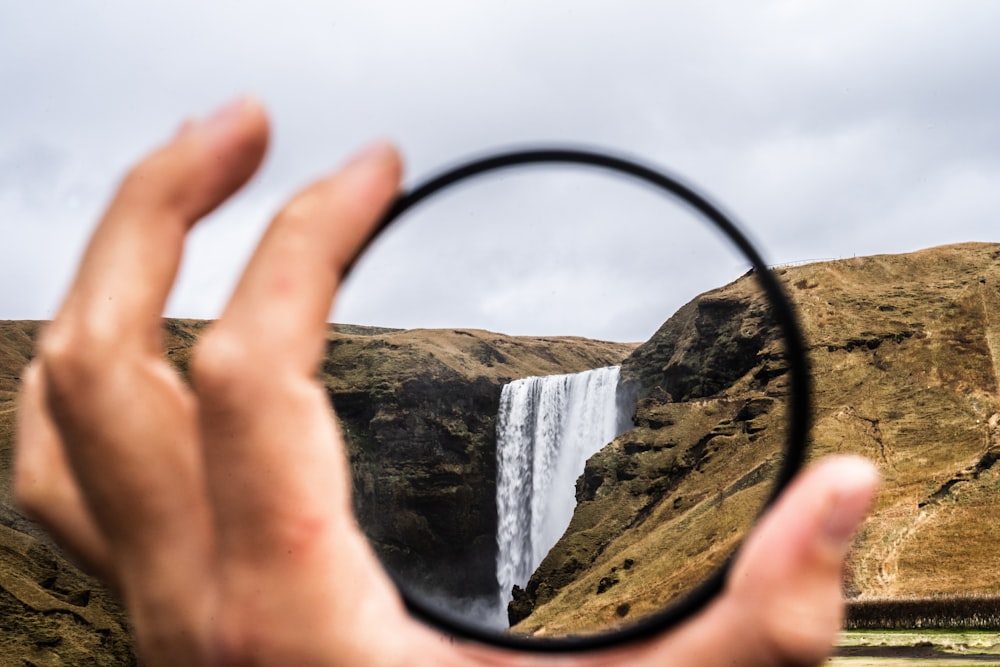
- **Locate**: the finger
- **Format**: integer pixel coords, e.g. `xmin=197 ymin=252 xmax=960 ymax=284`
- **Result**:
xmin=32 ymin=100 xmax=269 ymax=663
xmin=49 ymin=97 xmax=268 ymax=358
xmin=210 ymin=141 xmax=401 ymax=372
xmin=191 ymin=143 xmax=401 ymax=558
xmin=721 ymin=455 xmax=879 ymax=665
xmin=13 ymin=364 xmax=115 ymax=584
xmin=37 ymin=97 xmax=268 ymax=557
xmin=44 ymin=357 xmax=218 ymax=665
xmin=38 ymin=97 xmax=268 ymax=559
xmin=585 ymin=456 xmax=879 ymax=667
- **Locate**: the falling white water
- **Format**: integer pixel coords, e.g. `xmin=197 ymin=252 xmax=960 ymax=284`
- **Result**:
xmin=495 ymin=366 xmax=628 ymax=620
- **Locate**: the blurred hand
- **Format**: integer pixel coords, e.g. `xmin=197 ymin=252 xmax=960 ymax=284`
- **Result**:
xmin=14 ymin=98 xmax=878 ymax=667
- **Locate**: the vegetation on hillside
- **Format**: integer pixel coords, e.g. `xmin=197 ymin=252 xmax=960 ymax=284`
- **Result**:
xmin=512 ymin=242 xmax=1000 ymax=636
xmin=1 ymin=242 xmax=999 ymax=659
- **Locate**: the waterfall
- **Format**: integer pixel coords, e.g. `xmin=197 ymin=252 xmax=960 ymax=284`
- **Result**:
xmin=495 ymin=365 xmax=629 ymax=621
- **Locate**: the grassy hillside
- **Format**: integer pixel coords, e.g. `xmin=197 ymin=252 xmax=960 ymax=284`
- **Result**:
xmin=801 ymin=243 xmax=1000 ymax=599
xmin=0 ymin=319 xmax=633 ymax=662
xmin=1 ymin=242 xmax=999 ymax=658
xmin=512 ymin=242 xmax=1000 ymax=636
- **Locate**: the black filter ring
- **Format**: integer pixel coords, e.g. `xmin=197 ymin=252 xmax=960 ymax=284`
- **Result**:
xmin=349 ymin=147 xmax=811 ymax=653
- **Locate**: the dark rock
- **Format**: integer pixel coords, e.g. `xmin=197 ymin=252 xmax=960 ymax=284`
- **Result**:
xmin=620 ymin=284 xmax=778 ymax=402
xmin=508 ymin=585 xmax=535 ymax=626
xmin=596 ymin=576 xmax=619 ymax=594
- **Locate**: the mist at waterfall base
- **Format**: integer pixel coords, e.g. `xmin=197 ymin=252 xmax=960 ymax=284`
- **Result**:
xmin=465 ymin=365 xmax=635 ymax=631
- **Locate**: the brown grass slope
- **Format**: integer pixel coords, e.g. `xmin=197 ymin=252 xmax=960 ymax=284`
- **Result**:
xmin=512 ymin=242 xmax=1000 ymax=636
xmin=802 ymin=243 xmax=1000 ymax=600
xmin=2 ymin=241 xmax=999 ymax=654
xmin=0 ymin=320 xmax=138 ymax=666
xmin=0 ymin=319 xmax=633 ymax=663
xmin=509 ymin=263 xmax=788 ymax=634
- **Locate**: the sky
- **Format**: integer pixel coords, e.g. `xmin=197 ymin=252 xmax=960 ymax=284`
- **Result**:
xmin=2 ymin=1 xmax=998 ymax=342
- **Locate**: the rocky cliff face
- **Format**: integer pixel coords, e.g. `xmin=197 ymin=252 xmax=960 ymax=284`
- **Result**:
xmin=509 ymin=242 xmax=1000 ymax=636
xmin=2 ymin=242 xmax=1000 ymax=658
xmin=0 ymin=320 xmax=137 ymax=665
xmin=507 ymin=272 xmax=789 ymax=632
xmin=0 ymin=319 xmax=633 ymax=661
xmin=319 ymin=327 xmax=634 ymax=608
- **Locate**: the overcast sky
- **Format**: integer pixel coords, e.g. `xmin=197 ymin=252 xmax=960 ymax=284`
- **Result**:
xmin=2 ymin=2 xmax=998 ymax=342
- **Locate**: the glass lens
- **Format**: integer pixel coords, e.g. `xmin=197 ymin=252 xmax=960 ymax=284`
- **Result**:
xmin=328 ymin=162 xmax=793 ymax=642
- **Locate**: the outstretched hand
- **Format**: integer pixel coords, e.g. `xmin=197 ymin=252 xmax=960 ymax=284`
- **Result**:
xmin=15 ymin=98 xmax=878 ymax=666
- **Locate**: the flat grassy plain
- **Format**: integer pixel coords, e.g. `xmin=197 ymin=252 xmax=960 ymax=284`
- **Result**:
xmin=825 ymin=630 xmax=1000 ymax=666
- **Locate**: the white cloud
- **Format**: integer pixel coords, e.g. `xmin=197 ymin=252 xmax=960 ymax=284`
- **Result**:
xmin=2 ymin=1 xmax=999 ymax=337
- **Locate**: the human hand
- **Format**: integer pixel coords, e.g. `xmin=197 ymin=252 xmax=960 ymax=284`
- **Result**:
xmin=14 ymin=97 xmax=878 ymax=666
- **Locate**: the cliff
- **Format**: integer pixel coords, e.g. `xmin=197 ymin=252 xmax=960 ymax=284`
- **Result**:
xmin=0 ymin=319 xmax=633 ymax=661
xmin=510 ymin=242 xmax=1000 ymax=635
xmin=2 ymin=241 xmax=1000 ymax=658
xmin=0 ymin=320 xmax=137 ymax=665
xmin=508 ymin=269 xmax=788 ymax=631
xmin=320 ymin=327 xmax=634 ymax=606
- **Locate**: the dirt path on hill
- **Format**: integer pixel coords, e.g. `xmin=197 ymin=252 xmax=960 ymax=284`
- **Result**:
xmin=980 ymin=279 xmax=1000 ymax=398
xmin=855 ymin=509 xmax=934 ymax=596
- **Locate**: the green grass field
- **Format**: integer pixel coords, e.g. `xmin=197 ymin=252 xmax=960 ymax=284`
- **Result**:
xmin=825 ymin=630 xmax=1000 ymax=665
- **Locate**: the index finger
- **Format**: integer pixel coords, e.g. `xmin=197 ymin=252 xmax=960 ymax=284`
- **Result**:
xmin=209 ymin=142 xmax=402 ymax=372
xmin=190 ymin=143 xmax=401 ymax=561
xmin=47 ymin=98 xmax=269 ymax=357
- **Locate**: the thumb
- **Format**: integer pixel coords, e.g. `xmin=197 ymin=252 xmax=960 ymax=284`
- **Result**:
xmin=724 ymin=455 xmax=880 ymax=666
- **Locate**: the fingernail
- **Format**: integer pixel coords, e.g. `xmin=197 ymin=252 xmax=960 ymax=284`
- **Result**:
xmin=345 ymin=140 xmax=396 ymax=170
xmin=822 ymin=460 xmax=879 ymax=552
xmin=174 ymin=98 xmax=250 ymax=140
xmin=203 ymin=97 xmax=250 ymax=133
xmin=175 ymin=118 xmax=198 ymax=138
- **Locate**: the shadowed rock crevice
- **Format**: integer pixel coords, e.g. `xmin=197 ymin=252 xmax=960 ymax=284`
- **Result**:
xmin=919 ymin=445 xmax=1000 ymax=507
